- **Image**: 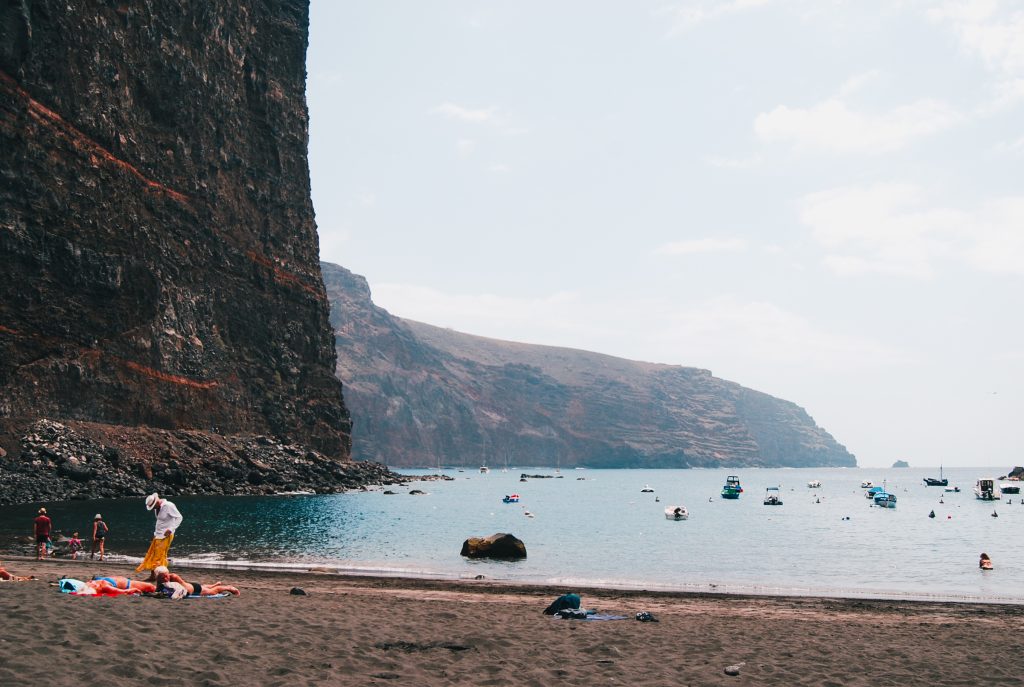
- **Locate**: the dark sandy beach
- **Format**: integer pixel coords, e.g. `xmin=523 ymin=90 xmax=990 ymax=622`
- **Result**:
xmin=1 ymin=558 xmax=1022 ymax=686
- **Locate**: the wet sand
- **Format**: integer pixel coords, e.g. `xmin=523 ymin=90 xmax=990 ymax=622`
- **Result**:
xmin=0 ymin=557 xmax=1021 ymax=686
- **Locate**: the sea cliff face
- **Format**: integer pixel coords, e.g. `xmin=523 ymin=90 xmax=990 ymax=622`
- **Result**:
xmin=0 ymin=1 xmax=350 ymax=458
xmin=323 ymin=262 xmax=856 ymax=469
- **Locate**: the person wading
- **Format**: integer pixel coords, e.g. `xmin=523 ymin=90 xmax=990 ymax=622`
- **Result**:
xmin=135 ymin=493 xmax=183 ymax=575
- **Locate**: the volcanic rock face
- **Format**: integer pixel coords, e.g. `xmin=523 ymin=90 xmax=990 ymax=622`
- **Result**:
xmin=0 ymin=419 xmax=402 ymax=506
xmin=0 ymin=1 xmax=349 ymax=458
xmin=323 ymin=262 xmax=856 ymax=469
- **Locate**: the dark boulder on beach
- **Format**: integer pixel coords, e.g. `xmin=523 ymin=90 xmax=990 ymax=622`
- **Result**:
xmin=460 ymin=533 xmax=527 ymax=560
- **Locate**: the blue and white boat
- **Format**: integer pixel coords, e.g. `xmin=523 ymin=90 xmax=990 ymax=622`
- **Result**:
xmin=873 ymin=491 xmax=897 ymax=508
xmin=866 ymin=486 xmax=885 ymax=499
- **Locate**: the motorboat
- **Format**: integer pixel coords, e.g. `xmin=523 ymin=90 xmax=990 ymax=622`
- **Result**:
xmin=807 ymin=480 xmax=822 ymax=488
xmin=860 ymin=481 xmax=873 ymax=489
xmin=866 ymin=486 xmax=885 ymax=499
xmin=479 ymin=466 xmax=490 ymax=474
xmin=502 ymin=493 xmax=520 ymax=503
xmin=923 ymin=465 xmax=948 ymax=487
xmin=641 ymin=484 xmax=654 ymax=493
xmin=720 ymin=475 xmax=743 ymax=499
xmin=944 ymin=486 xmax=961 ymax=493
xmin=763 ymin=486 xmax=783 ymax=506
xmin=974 ymin=479 xmax=1000 ymax=501
xmin=999 ymin=483 xmax=1020 ymax=495
xmin=664 ymin=506 xmax=689 ymax=521
xmin=874 ymin=492 xmax=897 ymax=508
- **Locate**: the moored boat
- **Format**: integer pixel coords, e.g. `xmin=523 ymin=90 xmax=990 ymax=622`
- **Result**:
xmin=641 ymin=484 xmax=654 ymax=493
xmin=924 ymin=465 xmax=948 ymax=487
xmin=1000 ymin=483 xmax=1020 ymax=495
xmin=866 ymin=486 xmax=885 ymax=499
xmin=664 ymin=506 xmax=689 ymax=520
xmin=807 ymin=480 xmax=822 ymax=488
xmin=763 ymin=486 xmax=783 ymax=506
xmin=502 ymin=493 xmax=520 ymax=503
xmin=721 ymin=475 xmax=743 ymax=499
xmin=479 ymin=465 xmax=490 ymax=473
xmin=860 ymin=480 xmax=873 ymax=488
xmin=974 ymin=479 xmax=1000 ymax=501
xmin=874 ymin=492 xmax=897 ymax=508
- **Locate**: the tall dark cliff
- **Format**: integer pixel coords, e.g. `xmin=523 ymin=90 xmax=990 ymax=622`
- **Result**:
xmin=0 ymin=1 xmax=350 ymax=458
xmin=323 ymin=262 xmax=856 ymax=469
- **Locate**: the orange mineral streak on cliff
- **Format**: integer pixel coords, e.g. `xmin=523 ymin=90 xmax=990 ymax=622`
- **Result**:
xmin=246 ymin=250 xmax=320 ymax=296
xmin=0 ymin=69 xmax=190 ymax=206
xmin=119 ymin=359 xmax=220 ymax=390
xmin=0 ymin=325 xmax=218 ymax=390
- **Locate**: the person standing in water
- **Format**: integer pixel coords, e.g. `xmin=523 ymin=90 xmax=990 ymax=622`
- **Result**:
xmin=91 ymin=514 xmax=108 ymax=560
xmin=135 ymin=493 xmax=183 ymax=574
xmin=33 ymin=508 xmax=52 ymax=560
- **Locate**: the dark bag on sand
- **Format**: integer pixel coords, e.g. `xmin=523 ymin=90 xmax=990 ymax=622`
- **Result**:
xmin=543 ymin=593 xmax=581 ymax=615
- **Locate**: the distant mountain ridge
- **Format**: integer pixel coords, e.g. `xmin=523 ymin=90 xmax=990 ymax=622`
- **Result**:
xmin=322 ymin=262 xmax=856 ymax=469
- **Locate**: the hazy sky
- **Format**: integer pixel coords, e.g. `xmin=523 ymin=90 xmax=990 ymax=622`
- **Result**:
xmin=306 ymin=1 xmax=1023 ymax=469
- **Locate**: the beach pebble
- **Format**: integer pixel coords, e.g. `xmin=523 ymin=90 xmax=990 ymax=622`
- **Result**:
xmin=724 ymin=665 xmax=742 ymax=676
xmin=290 ymin=587 xmax=308 ymax=595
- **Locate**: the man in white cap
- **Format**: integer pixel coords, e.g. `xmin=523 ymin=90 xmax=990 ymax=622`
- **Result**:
xmin=135 ymin=493 xmax=183 ymax=574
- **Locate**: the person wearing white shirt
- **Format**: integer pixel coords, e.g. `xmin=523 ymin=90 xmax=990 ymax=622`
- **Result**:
xmin=135 ymin=493 xmax=184 ymax=574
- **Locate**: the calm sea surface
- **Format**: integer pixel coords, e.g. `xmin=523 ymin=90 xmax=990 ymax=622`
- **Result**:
xmin=2 ymin=467 xmax=1021 ymax=603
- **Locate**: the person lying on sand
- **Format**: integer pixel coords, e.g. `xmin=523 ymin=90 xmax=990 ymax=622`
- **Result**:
xmin=59 ymin=578 xmax=143 ymax=596
xmin=153 ymin=566 xmax=240 ymax=596
xmin=91 ymin=575 xmax=157 ymax=593
xmin=0 ymin=561 xmax=36 ymax=581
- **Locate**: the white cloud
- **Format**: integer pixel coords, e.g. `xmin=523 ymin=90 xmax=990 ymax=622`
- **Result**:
xmin=662 ymin=0 xmax=772 ymax=34
xmin=755 ymin=97 xmax=961 ymax=154
xmin=928 ymin=1 xmax=1024 ymax=76
xmin=430 ymin=102 xmax=498 ymax=123
xmin=964 ymin=197 xmax=1024 ymax=274
xmin=799 ymin=184 xmax=1024 ymax=277
xmin=655 ymin=237 xmax=748 ymax=256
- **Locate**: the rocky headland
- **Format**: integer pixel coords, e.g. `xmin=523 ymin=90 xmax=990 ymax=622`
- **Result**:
xmin=323 ymin=263 xmax=856 ymax=470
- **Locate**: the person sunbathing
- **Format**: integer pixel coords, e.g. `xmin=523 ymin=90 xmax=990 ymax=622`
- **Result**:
xmin=91 ymin=575 xmax=157 ymax=593
xmin=153 ymin=566 xmax=240 ymax=596
xmin=58 ymin=578 xmax=142 ymax=596
xmin=0 ymin=561 xmax=36 ymax=581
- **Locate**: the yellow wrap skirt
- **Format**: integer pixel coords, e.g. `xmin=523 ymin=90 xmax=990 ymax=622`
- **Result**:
xmin=135 ymin=533 xmax=174 ymax=572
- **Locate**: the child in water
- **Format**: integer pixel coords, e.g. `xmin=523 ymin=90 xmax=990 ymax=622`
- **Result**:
xmin=979 ymin=553 xmax=993 ymax=570
xmin=69 ymin=532 xmax=82 ymax=560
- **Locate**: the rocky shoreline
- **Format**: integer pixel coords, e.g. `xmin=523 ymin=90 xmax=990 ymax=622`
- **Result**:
xmin=0 ymin=419 xmax=428 ymax=506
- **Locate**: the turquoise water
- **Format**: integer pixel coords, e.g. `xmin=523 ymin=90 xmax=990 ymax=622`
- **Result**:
xmin=1 ymin=467 xmax=1020 ymax=602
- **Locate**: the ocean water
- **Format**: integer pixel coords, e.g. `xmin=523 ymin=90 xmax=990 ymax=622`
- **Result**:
xmin=1 ymin=466 xmax=1021 ymax=603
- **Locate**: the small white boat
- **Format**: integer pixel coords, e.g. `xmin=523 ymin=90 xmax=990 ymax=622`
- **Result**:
xmin=861 ymin=481 xmax=873 ymax=488
xmin=479 ymin=466 xmax=490 ymax=473
xmin=641 ymin=484 xmax=654 ymax=493
xmin=807 ymin=480 xmax=822 ymax=488
xmin=664 ymin=506 xmax=689 ymax=520
xmin=763 ymin=486 xmax=783 ymax=506
xmin=999 ymin=483 xmax=1020 ymax=495
xmin=974 ymin=478 xmax=1000 ymax=501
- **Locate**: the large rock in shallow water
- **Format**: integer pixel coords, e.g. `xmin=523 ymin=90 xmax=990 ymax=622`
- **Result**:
xmin=460 ymin=533 xmax=527 ymax=560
